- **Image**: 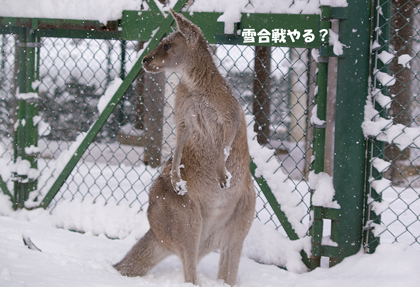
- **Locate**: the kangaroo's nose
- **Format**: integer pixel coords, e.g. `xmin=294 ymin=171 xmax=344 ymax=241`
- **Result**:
xmin=143 ymin=57 xmax=151 ymax=64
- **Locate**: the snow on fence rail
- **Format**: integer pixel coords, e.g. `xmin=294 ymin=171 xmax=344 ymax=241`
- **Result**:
xmin=0 ymin=0 xmax=349 ymax=22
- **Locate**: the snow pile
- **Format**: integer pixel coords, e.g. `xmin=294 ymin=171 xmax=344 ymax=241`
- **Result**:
xmin=377 ymin=50 xmax=412 ymax=68
xmin=9 ymin=156 xmax=40 ymax=180
xmin=370 ymin=177 xmax=391 ymax=194
xmin=0 ymin=192 xmax=307 ymax=272
xmin=308 ymin=171 xmax=340 ymax=209
xmin=371 ymin=88 xmax=392 ymax=108
xmin=320 ymin=0 xmax=348 ymax=7
xmin=35 ymin=115 xmax=51 ymax=137
xmin=0 ymin=193 xmax=14 ymax=215
xmin=362 ymin=96 xmax=420 ymax=151
xmin=398 ymin=54 xmax=412 ymax=68
xmin=371 ymin=157 xmax=391 ymax=173
xmin=310 ymin=104 xmax=326 ymax=126
xmin=191 ymin=0 xmax=347 ymax=34
xmin=174 ymin=177 xmax=188 ymax=195
xmin=215 ymin=2 xmax=242 ymax=34
xmin=49 ymin=199 xmax=149 ymax=239
xmin=189 ymin=0 xmax=347 ymax=15
xmin=1 ymin=0 xmax=348 ymax=23
xmin=0 ymin=194 xmax=148 ymax=240
xmin=369 ymin=197 xmax=390 ymax=215
xmin=373 ymin=69 xmax=396 ymax=86
xmin=243 ymin=221 xmax=310 ymax=273
xmin=0 ymin=0 xmax=142 ymax=24
xmin=16 ymin=92 xmax=39 ymax=101
xmin=97 ymin=78 xmax=124 ymax=114
xmin=0 ymin=144 xmax=12 ymax=183
xmin=328 ymin=29 xmax=346 ymax=56
xmin=246 ymin=116 xmax=308 ymax=238
xmin=378 ymin=50 xmax=394 ymax=65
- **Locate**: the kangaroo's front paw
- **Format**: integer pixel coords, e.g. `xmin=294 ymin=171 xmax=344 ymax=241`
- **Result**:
xmin=171 ymin=169 xmax=188 ymax=195
xmin=217 ymin=168 xmax=232 ymax=189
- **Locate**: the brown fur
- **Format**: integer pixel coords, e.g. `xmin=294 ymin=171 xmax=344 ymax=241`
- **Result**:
xmin=114 ymin=9 xmax=256 ymax=286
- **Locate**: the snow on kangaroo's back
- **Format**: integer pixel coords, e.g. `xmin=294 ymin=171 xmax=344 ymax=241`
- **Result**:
xmin=113 ymin=9 xmax=256 ymax=286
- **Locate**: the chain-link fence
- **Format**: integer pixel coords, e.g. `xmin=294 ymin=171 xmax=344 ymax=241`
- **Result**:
xmin=366 ymin=0 xmax=420 ymax=250
xmin=0 ymin=34 xmax=317 ymax=233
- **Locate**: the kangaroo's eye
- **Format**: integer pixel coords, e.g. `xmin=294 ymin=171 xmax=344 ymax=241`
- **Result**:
xmin=163 ymin=44 xmax=171 ymax=51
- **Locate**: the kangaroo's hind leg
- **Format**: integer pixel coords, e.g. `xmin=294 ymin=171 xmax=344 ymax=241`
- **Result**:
xmin=218 ymin=185 xmax=255 ymax=286
xmin=146 ymin=163 xmax=204 ymax=285
xmin=151 ymin=198 xmax=203 ymax=285
xmin=178 ymin=242 xmax=200 ymax=285
xmin=114 ymin=229 xmax=171 ymax=277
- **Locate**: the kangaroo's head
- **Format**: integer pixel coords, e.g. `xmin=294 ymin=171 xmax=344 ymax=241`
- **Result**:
xmin=142 ymin=9 xmax=204 ymax=74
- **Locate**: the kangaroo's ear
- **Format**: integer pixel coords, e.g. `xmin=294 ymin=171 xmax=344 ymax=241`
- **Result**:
xmin=170 ymin=9 xmax=200 ymax=43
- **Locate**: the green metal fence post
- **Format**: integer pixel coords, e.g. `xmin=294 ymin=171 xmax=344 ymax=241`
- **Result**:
xmin=312 ymin=6 xmax=330 ymax=175
xmin=332 ymin=0 xmax=372 ymax=263
xmin=13 ymin=29 xmax=24 ymax=208
xmin=25 ymin=27 xmax=39 ymax=196
xmin=364 ymin=0 xmax=391 ymax=254
xmin=13 ymin=27 xmax=39 ymax=209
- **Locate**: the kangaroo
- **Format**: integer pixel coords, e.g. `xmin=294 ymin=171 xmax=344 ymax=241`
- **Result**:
xmin=114 ymin=9 xmax=256 ymax=286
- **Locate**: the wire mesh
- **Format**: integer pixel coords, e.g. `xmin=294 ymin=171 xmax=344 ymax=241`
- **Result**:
xmin=0 ymin=33 xmax=317 ymax=233
xmin=368 ymin=0 xmax=420 ymax=249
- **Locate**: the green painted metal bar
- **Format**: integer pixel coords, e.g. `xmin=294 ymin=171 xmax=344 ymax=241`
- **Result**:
xmin=320 ymin=245 xmax=339 ymax=258
xmin=116 ymin=40 xmax=127 ymax=125
xmin=309 ymin=5 xmax=331 ymax=270
xmin=312 ymin=5 xmax=332 ymax=174
xmin=0 ymin=17 xmax=117 ymax=29
xmin=0 ymin=175 xmax=12 ymax=199
xmin=1 ymin=28 xmax=121 ymax=40
xmin=311 ymin=205 xmax=341 ymax=268
xmin=24 ymin=28 xmax=39 ymax=196
xmin=0 ymin=17 xmax=121 ymax=39
xmin=39 ymin=0 xmax=190 ymax=209
xmin=332 ymin=0 xmax=372 ymax=263
xmin=312 ymin=65 xmax=328 ymax=172
xmin=14 ymin=27 xmax=31 ymax=209
xmin=37 ymin=29 xmax=121 ymax=40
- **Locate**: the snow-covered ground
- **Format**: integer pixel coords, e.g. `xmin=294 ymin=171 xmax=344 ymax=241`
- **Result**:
xmin=0 ymin=198 xmax=419 ymax=287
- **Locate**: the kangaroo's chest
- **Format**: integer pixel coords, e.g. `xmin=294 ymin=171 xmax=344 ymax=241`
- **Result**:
xmin=181 ymin=97 xmax=223 ymax=141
